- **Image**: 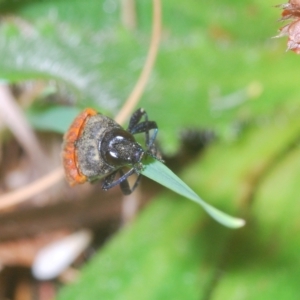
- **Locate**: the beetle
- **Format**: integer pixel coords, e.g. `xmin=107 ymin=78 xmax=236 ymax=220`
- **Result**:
xmin=62 ymin=108 xmax=160 ymax=195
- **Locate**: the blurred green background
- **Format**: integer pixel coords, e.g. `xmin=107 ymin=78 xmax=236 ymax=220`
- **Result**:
xmin=1 ymin=0 xmax=300 ymax=299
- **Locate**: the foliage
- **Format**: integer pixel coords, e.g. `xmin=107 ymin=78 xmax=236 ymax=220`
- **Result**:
xmin=1 ymin=0 xmax=300 ymax=299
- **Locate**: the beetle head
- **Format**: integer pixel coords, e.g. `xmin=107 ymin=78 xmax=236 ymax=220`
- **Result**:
xmin=101 ymin=128 xmax=144 ymax=167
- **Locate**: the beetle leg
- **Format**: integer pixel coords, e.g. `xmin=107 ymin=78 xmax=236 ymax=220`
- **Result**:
xmin=101 ymin=171 xmax=118 ymax=190
xmin=128 ymin=108 xmax=158 ymax=152
xmin=102 ymin=168 xmax=136 ymax=194
xmin=127 ymin=108 xmax=148 ymax=132
xmin=119 ymin=169 xmax=142 ymax=195
xmin=130 ymin=121 xmax=158 ymax=148
xmin=128 ymin=108 xmax=151 ymax=147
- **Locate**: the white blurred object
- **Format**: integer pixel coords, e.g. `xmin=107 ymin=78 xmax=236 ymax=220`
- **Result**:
xmin=32 ymin=229 xmax=92 ymax=280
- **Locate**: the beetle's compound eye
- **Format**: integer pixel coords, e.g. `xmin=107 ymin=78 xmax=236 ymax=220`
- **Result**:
xmin=101 ymin=128 xmax=142 ymax=166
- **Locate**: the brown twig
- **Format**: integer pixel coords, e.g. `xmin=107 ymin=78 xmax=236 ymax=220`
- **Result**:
xmin=0 ymin=168 xmax=64 ymax=211
xmin=0 ymin=84 xmax=46 ymax=170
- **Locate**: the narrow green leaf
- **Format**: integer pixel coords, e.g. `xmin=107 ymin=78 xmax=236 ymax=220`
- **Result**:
xmin=141 ymin=158 xmax=245 ymax=229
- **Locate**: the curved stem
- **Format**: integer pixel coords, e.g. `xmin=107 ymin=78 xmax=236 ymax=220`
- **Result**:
xmin=115 ymin=0 xmax=161 ymax=125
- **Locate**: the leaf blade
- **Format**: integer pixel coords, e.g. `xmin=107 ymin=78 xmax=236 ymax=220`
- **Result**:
xmin=141 ymin=158 xmax=245 ymax=229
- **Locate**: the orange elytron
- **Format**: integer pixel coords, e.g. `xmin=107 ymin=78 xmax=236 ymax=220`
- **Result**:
xmin=62 ymin=108 xmax=97 ymax=186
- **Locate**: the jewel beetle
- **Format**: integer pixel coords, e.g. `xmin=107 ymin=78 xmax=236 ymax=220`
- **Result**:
xmin=62 ymin=108 xmax=160 ymax=195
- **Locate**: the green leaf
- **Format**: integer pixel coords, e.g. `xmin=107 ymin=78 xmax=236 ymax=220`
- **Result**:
xmin=141 ymin=157 xmax=245 ymax=229
xmin=26 ymin=106 xmax=81 ymax=134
